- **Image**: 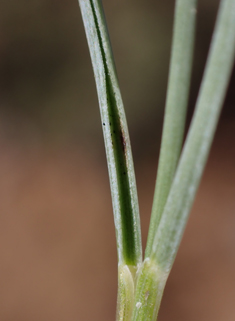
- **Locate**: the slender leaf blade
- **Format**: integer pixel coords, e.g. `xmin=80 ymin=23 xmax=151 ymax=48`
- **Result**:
xmin=78 ymin=0 xmax=142 ymax=267
xmin=145 ymin=0 xmax=197 ymax=258
xmin=151 ymin=0 xmax=235 ymax=272
xmin=132 ymin=1 xmax=235 ymax=320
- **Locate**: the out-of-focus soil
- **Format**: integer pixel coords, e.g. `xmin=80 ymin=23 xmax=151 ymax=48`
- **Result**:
xmin=0 ymin=120 xmax=234 ymax=321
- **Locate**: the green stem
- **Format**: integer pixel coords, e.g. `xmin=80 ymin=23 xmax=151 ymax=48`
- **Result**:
xmin=145 ymin=0 xmax=197 ymax=258
xmin=78 ymin=0 xmax=142 ymax=267
xmin=151 ymin=0 xmax=235 ymax=272
xmin=133 ymin=0 xmax=235 ymax=320
xmin=116 ymin=265 xmax=135 ymax=321
xmin=131 ymin=258 xmax=167 ymax=321
xmin=78 ymin=2 xmax=142 ymax=320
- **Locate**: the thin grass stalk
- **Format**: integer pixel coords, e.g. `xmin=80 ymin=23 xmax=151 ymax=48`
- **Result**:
xmin=151 ymin=0 xmax=235 ymax=272
xmin=132 ymin=1 xmax=235 ymax=320
xmin=78 ymin=1 xmax=142 ymax=320
xmin=78 ymin=0 xmax=142 ymax=268
xmin=145 ymin=0 xmax=197 ymax=258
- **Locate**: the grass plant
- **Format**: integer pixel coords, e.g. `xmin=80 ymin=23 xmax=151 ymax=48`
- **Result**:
xmin=78 ymin=0 xmax=235 ymax=320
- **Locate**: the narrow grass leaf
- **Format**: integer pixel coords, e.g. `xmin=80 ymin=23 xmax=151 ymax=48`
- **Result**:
xmin=78 ymin=0 xmax=142 ymax=267
xmin=145 ymin=0 xmax=197 ymax=258
xmin=151 ymin=0 xmax=235 ymax=272
xmin=132 ymin=1 xmax=235 ymax=320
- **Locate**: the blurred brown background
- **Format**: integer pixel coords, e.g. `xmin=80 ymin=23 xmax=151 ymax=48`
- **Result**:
xmin=0 ymin=0 xmax=234 ymax=320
